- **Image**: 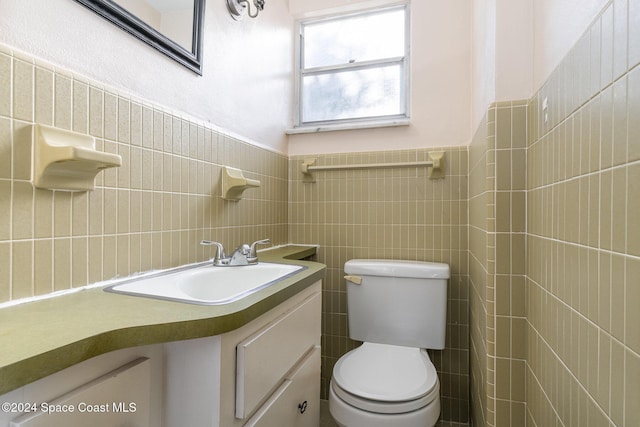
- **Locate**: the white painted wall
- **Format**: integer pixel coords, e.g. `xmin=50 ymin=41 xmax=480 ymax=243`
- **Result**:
xmin=0 ymin=0 xmax=610 ymax=156
xmin=292 ymin=0 xmax=607 ymax=154
xmin=0 ymin=0 xmax=293 ymax=154
xmin=472 ymin=0 xmax=533 ymax=131
xmin=495 ymin=0 xmax=533 ymax=102
xmin=472 ymin=0 xmax=496 ymax=133
xmin=287 ymin=0 xmax=473 ymax=156
xmin=532 ymin=0 xmax=609 ymax=92
xmin=472 ymin=0 xmax=607 ymax=131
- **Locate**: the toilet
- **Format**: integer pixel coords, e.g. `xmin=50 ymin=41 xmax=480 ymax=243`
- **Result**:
xmin=329 ymin=259 xmax=450 ymax=427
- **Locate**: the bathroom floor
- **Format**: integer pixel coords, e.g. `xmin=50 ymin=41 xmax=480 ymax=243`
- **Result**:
xmin=319 ymin=400 xmax=337 ymax=427
xmin=319 ymin=400 xmax=468 ymax=427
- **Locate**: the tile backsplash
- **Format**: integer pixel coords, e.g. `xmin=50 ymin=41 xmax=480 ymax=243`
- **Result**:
xmin=470 ymin=0 xmax=640 ymax=426
xmin=469 ymin=100 xmax=528 ymax=427
xmin=0 ymin=43 xmax=289 ymax=303
xmin=525 ymin=0 xmax=640 ymax=424
xmin=469 ymin=108 xmax=490 ymax=427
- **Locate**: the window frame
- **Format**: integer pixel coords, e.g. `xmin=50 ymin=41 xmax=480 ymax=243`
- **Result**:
xmin=291 ymin=4 xmax=411 ymax=133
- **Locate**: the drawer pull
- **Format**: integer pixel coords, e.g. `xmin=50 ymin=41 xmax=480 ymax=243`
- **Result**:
xmin=298 ymin=400 xmax=308 ymax=414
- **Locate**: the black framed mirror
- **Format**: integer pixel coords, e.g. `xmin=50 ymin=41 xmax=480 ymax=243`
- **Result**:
xmin=74 ymin=0 xmax=205 ymax=75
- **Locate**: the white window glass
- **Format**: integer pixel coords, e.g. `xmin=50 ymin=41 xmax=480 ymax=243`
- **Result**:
xmin=302 ymin=64 xmax=403 ymax=123
xmin=296 ymin=5 xmax=409 ymax=127
xmin=303 ymin=9 xmax=405 ymax=69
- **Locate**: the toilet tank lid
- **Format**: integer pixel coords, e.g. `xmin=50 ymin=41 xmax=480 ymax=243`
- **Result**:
xmin=344 ymin=259 xmax=450 ymax=279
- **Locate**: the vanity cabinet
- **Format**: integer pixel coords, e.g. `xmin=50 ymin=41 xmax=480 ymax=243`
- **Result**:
xmin=219 ymin=281 xmax=322 ymax=427
xmin=244 ymin=346 xmax=320 ymax=427
xmin=0 ymin=281 xmax=322 ymax=427
xmin=0 ymin=346 xmax=164 ymax=427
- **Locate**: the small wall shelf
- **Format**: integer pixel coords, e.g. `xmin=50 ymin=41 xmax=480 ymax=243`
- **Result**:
xmin=32 ymin=124 xmax=122 ymax=191
xmin=222 ymin=166 xmax=261 ymax=201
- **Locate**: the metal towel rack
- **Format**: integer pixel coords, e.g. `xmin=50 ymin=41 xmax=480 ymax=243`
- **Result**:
xmin=300 ymin=151 xmax=445 ymax=182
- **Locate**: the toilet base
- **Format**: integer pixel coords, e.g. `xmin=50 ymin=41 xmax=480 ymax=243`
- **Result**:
xmin=328 ymin=382 xmax=440 ymax=427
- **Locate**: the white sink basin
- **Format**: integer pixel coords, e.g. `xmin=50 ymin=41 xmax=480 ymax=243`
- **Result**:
xmin=105 ymin=262 xmax=305 ymax=305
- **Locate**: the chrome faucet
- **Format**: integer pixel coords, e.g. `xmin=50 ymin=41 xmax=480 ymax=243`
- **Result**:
xmin=200 ymin=240 xmax=226 ymax=263
xmin=200 ymin=239 xmax=270 ymax=266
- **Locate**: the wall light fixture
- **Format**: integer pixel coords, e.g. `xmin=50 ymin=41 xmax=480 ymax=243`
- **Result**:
xmin=227 ymin=0 xmax=265 ymax=19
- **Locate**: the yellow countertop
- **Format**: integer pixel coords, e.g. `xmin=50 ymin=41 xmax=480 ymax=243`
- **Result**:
xmin=0 ymin=245 xmax=325 ymax=395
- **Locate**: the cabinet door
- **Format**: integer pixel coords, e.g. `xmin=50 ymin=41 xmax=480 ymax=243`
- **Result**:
xmin=10 ymin=358 xmax=150 ymax=427
xmin=244 ymin=346 xmax=320 ymax=427
xmin=236 ymin=291 xmax=321 ymax=419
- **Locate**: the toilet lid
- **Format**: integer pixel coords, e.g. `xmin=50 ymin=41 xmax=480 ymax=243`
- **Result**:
xmin=332 ymin=342 xmax=438 ymax=403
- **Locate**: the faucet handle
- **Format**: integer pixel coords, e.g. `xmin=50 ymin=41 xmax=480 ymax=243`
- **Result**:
xmin=249 ymin=239 xmax=271 ymax=257
xmin=200 ymin=240 xmax=226 ymax=260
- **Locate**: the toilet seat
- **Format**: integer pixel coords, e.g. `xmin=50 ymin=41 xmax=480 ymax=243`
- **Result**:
xmin=331 ymin=342 xmax=439 ymax=414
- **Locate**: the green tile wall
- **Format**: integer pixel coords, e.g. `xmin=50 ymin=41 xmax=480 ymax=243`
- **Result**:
xmin=0 ymin=43 xmax=289 ymax=303
xmin=289 ymin=148 xmax=470 ymax=423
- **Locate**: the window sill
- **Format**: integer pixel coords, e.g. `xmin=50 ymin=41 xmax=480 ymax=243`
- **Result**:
xmin=285 ymin=118 xmax=410 ymax=135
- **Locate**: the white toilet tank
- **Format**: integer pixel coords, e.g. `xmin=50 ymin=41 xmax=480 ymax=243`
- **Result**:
xmin=344 ymin=259 xmax=450 ymax=349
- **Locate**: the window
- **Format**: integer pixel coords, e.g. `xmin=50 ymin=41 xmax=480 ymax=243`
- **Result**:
xmin=293 ymin=5 xmax=410 ymax=130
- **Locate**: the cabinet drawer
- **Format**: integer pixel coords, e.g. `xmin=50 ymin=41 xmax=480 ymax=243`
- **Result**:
xmin=236 ymin=291 xmax=321 ymax=419
xmin=10 ymin=358 xmax=150 ymax=427
xmin=244 ymin=346 xmax=320 ymax=427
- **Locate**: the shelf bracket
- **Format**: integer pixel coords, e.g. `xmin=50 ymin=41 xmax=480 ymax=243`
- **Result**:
xmin=222 ymin=166 xmax=261 ymax=201
xmin=32 ymin=124 xmax=121 ymax=191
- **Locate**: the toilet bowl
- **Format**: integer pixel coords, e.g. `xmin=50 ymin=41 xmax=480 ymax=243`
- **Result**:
xmin=329 ymin=342 xmax=440 ymax=427
xmin=328 ymin=259 xmax=450 ymax=427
